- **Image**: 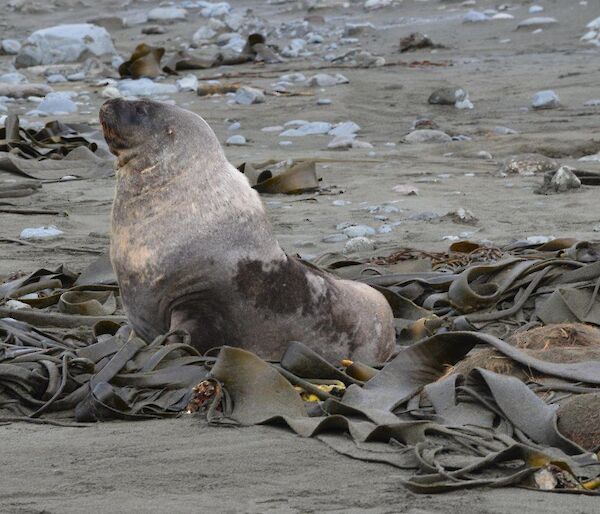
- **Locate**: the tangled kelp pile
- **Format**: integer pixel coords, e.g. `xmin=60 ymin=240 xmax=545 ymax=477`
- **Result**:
xmin=2 ymin=239 xmax=600 ymax=493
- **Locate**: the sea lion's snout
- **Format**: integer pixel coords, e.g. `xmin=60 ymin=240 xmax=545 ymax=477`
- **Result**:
xmin=100 ymin=98 xmax=147 ymax=155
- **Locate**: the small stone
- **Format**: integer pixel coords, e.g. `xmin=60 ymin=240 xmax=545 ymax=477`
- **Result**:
xmin=399 ymin=32 xmax=436 ymax=52
xmin=1 ymin=39 xmax=21 ymax=55
xmin=403 ymin=129 xmax=452 ymax=144
xmin=20 ymin=225 xmax=64 ymax=239
xmin=442 ymin=208 xmax=478 ymax=225
xmin=176 ymin=74 xmax=198 ymax=92
xmin=364 ymin=0 xmax=392 ymax=11
xmin=67 ymin=72 xmax=85 ymax=81
xmin=342 ymin=225 xmax=376 ymax=238
xmin=226 ymin=135 xmax=246 ymax=146
xmin=343 ymin=236 xmax=375 ymax=254
xmin=532 ymin=90 xmax=560 ymax=109
xmin=307 ymin=73 xmax=349 ymax=87
xmin=584 ymin=99 xmax=600 ymax=107
xmin=142 ymin=25 xmax=166 ymax=35
xmin=201 ymin=2 xmax=231 ymax=18
xmin=393 ymin=184 xmax=419 ymax=195
xmin=117 ymin=78 xmax=177 ymax=97
xmin=192 ymin=26 xmax=217 ymax=44
xmin=101 ymin=86 xmax=121 ymax=99
xmin=442 ymin=235 xmax=460 ymax=242
xmin=493 ymin=126 xmax=518 ymax=135
xmin=262 ymin=125 xmax=283 ymax=132
xmin=332 ymin=200 xmax=351 ymax=206
xmin=228 ymin=121 xmax=241 ymax=131
xmin=526 ymin=235 xmax=554 ymax=245
xmin=280 ymin=122 xmax=332 ymax=137
xmin=35 ymin=92 xmax=77 ymax=115
xmin=529 ymin=5 xmax=544 ymax=14
xmin=463 ymin=11 xmax=489 ymax=23
xmin=517 ymin=17 xmax=558 ymax=30
xmin=537 ymin=166 xmax=582 ymax=194
xmin=500 ymin=154 xmax=559 ymax=176
xmin=322 ymin=233 xmax=348 ymax=243
xmin=317 ymin=98 xmax=332 ymax=105
xmin=5 ymin=299 xmax=32 ymax=310
xmin=409 ymin=211 xmax=440 ymax=221
xmin=0 ymin=72 xmax=27 ymax=84
xmin=477 ymin=151 xmax=493 ymax=160
xmin=87 ymin=16 xmax=126 ymax=31
xmin=234 ymin=86 xmax=265 ymax=105
xmin=428 ymin=87 xmax=468 ymax=106
xmin=344 ymin=22 xmax=376 ymax=37
xmin=147 ymin=7 xmax=187 ymax=22
xmin=46 ymin=74 xmax=67 ymax=83
xmin=329 ymin=121 xmax=360 ymax=137
xmin=327 ymin=135 xmax=354 ymax=149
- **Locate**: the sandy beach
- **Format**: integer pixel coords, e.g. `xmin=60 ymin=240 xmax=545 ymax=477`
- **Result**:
xmin=2 ymin=0 xmax=600 ymax=511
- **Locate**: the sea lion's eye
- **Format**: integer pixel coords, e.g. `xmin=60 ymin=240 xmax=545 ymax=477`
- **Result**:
xmin=135 ymin=104 xmax=148 ymax=116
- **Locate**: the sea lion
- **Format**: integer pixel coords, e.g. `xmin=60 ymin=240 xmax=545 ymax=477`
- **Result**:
xmin=99 ymin=98 xmax=395 ymax=364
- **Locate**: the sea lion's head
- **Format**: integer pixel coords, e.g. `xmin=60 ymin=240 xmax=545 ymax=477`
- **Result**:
xmin=99 ymin=98 xmax=223 ymax=170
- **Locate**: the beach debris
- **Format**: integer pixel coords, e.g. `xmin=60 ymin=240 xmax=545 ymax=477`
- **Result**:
xmin=532 ymin=90 xmax=560 ymax=109
xmin=536 ymin=166 xmax=582 ymax=194
xmin=499 ymin=154 xmax=559 ymax=176
xmin=198 ymin=82 xmax=240 ymax=96
xmin=403 ymin=129 xmax=452 ymax=144
xmin=233 ymin=86 xmax=265 ymax=105
xmin=344 ymin=22 xmax=376 ymax=37
xmin=119 ymin=44 xmax=165 ymax=79
xmin=428 ymin=86 xmax=472 ymax=109
xmin=393 ymin=184 xmax=419 ymax=195
xmin=493 ymin=126 xmax=519 ymax=135
xmin=20 ymin=225 xmax=64 ymax=239
xmin=280 ymin=122 xmax=332 ymax=137
xmin=442 ymin=208 xmax=478 ymax=225
xmin=342 ymin=225 xmax=376 ymax=238
xmin=15 ymin=24 xmax=116 ymax=68
xmin=176 ymin=74 xmax=198 ymax=92
xmin=142 ymin=25 xmax=166 ymax=35
xmin=238 ymin=159 xmax=319 ymax=194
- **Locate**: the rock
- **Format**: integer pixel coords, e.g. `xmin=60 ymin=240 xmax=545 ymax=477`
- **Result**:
xmin=455 ymin=94 xmax=474 ymax=110
xmin=20 ymin=225 xmax=64 ymax=239
xmin=532 ymin=90 xmax=560 ymax=109
xmin=226 ymin=135 xmax=246 ymax=146
xmin=327 ymin=135 xmax=354 ymax=149
xmin=476 ymin=151 xmax=493 ymax=160
xmin=584 ymin=99 xmax=600 ymax=107
xmin=15 ymin=24 xmax=116 ymax=68
xmin=536 ymin=166 xmax=582 ymax=194
xmin=233 ymin=86 xmax=265 ymax=105
xmin=261 ymin=125 xmax=283 ymax=132
xmin=176 ymin=74 xmax=198 ymax=92
xmin=442 ymin=208 xmax=478 ymax=225
xmin=529 ymin=5 xmax=544 ymax=14
xmin=282 ymin=38 xmax=307 ymax=58
xmin=117 ymin=78 xmax=178 ymax=97
xmin=0 ymin=72 xmax=27 ymax=84
xmin=587 ymin=16 xmax=600 ymax=30
xmin=280 ymin=122 xmax=332 ymax=137
xmin=342 ymin=225 xmax=376 ymax=238
xmin=316 ymin=98 xmax=332 ymax=105
xmin=393 ymin=184 xmax=419 ymax=195
xmin=344 ymin=22 xmax=376 ymax=37
xmin=142 ymin=25 xmax=166 ymax=35
xmin=517 ymin=17 xmax=558 ymax=30
xmin=329 ymin=121 xmax=360 ymax=137
xmin=493 ymin=126 xmax=518 ymax=135
xmin=409 ymin=211 xmax=440 ymax=221
xmin=147 ymin=7 xmax=187 ymax=22
xmin=364 ymin=0 xmax=392 ymax=10
xmin=322 ymin=233 xmax=348 ymax=243
xmin=344 ymin=237 xmax=375 ymax=254
xmin=428 ymin=86 xmax=468 ymax=106
xmin=280 ymin=73 xmax=306 ymax=83
xmin=403 ymin=129 xmax=452 ymax=144
xmin=307 ymin=73 xmax=349 ymax=87
xmin=192 ymin=26 xmax=217 ymax=44
xmin=500 ymin=154 xmax=559 ymax=176
xmin=101 ymin=85 xmax=121 ymax=99
xmin=201 ymin=2 xmax=231 ymax=18
xmin=5 ymin=299 xmax=32 ymax=310
xmin=463 ymin=11 xmax=489 ymax=23
xmin=228 ymin=121 xmax=241 ymax=131
xmin=526 ymin=235 xmax=554 ymax=245
xmin=34 ymin=92 xmax=77 ymax=115
xmin=400 ymin=32 xmax=437 ymax=52
xmin=1 ymin=39 xmax=21 ymax=55
xmin=0 ymin=83 xmax=52 ymax=98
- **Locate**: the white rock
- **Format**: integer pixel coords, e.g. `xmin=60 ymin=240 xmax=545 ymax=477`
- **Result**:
xmin=343 ymin=225 xmax=376 ymax=238
xmin=36 ymin=92 xmax=77 ymax=114
xmin=517 ymin=17 xmax=558 ymax=29
xmin=16 ymin=24 xmax=116 ymax=67
xmin=581 ymin=30 xmax=598 ymax=42
xmin=587 ymin=16 xmax=600 ymax=30
xmin=328 ymin=135 xmax=354 ymax=149
xmin=226 ymin=134 xmax=246 ymax=146
xmin=307 ymin=73 xmax=349 ymax=87
xmin=192 ymin=26 xmax=217 ymax=43
xmin=404 ymin=129 xmax=452 ymax=144
xmin=322 ymin=233 xmax=348 ymax=243
xmin=1 ymin=39 xmax=21 ymax=55
xmin=584 ymin=99 xmax=600 ymax=107
xmin=492 ymin=13 xmax=514 ymax=20
xmin=261 ymin=125 xmax=284 ymax=132
xmin=526 ymin=235 xmax=554 ymax=245
xmin=494 ymin=126 xmax=518 ymax=135
xmin=176 ymin=74 xmax=198 ymax=92
xmin=282 ymin=38 xmax=306 ymax=58
xmin=117 ymin=78 xmax=178 ymax=97
xmin=393 ymin=184 xmax=419 ymax=195
xmin=463 ymin=11 xmax=489 ymax=23
xmin=201 ymin=2 xmax=231 ymax=18
xmin=5 ymin=299 xmax=32 ymax=310
xmin=529 ymin=5 xmax=544 ymax=13
xmin=532 ymin=90 xmax=560 ymax=109
xmin=280 ymin=121 xmax=332 ymax=137
xmin=20 ymin=226 xmax=64 ymax=239
xmin=579 ymin=152 xmax=600 ymax=162
xmin=317 ymin=98 xmax=332 ymax=105
xmin=0 ymin=72 xmax=27 ymax=84
xmin=364 ymin=0 xmax=391 ymax=10
xmin=101 ymin=85 xmax=122 ymax=99
xmin=280 ymin=73 xmax=306 ymax=83
xmin=344 ymin=237 xmax=375 ymax=254
xmin=234 ymin=86 xmax=265 ymax=105
xmin=147 ymin=7 xmax=187 ymax=22
xmin=455 ymin=94 xmax=474 ymax=109
xmin=228 ymin=121 xmax=241 ymax=131
xmin=329 ymin=121 xmax=360 ymax=137
xmin=550 ymin=166 xmax=581 ymax=192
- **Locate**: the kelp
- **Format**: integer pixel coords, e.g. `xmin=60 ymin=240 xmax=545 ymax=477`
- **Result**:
xmin=3 ymin=240 xmax=600 ymax=493
xmin=0 ymin=115 xmax=112 ymax=180
xmin=238 ymin=159 xmax=320 ymax=194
